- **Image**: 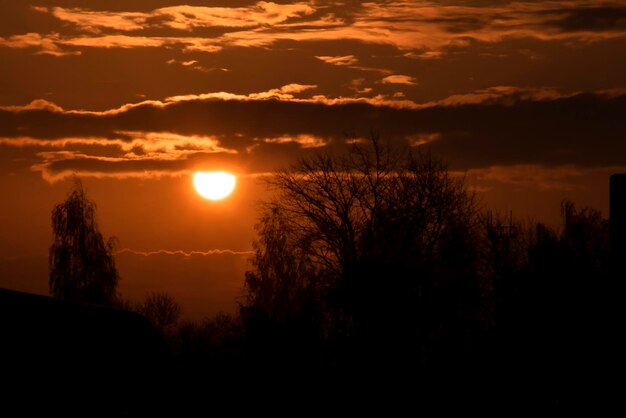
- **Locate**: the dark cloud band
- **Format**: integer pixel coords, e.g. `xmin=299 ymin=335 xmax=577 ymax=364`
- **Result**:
xmin=1 ymin=87 xmax=625 ymax=181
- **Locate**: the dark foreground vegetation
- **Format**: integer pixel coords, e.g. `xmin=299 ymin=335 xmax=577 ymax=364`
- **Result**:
xmin=5 ymin=138 xmax=619 ymax=415
xmin=167 ymin=139 xmax=617 ymax=414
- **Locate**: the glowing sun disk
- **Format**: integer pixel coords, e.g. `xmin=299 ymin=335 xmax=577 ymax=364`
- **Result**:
xmin=193 ymin=171 xmax=236 ymax=200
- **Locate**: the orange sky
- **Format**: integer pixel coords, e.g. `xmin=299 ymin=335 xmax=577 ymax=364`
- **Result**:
xmin=1 ymin=0 xmax=625 ymax=320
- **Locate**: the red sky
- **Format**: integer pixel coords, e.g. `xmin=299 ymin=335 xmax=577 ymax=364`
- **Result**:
xmin=1 ymin=0 xmax=625 ymax=320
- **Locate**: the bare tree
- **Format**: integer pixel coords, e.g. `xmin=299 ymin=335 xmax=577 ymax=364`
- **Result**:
xmin=136 ymin=292 xmax=182 ymax=336
xmin=49 ymin=178 xmax=119 ymax=305
xmin=243 ymin=135 xmax=480 ymax=347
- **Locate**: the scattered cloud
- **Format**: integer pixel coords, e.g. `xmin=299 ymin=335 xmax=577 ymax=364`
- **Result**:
xmin=423 ymin=86 xmax=564 ymax=107
xmin=6 ymin=1 xmax=625 ymax=58
xmin=35 ymin=2 xmax=316 ymax=32
xmin=315 ymin=55 xmax=358 ymax=66
xmin=0 ymin=33 xmax=81 ymax=56
xmin=62 ymin=34 xmax=224 ymax=53
xmin=0 ymin=33 xmax=224 ymax=54
xmin=381 ymin=75 xmax=418 ymax=85
xmin=38 ymin=6 xmax=147 ymax=33
xmin=165 ymin=83 xmax=318 ymax=102
xmin=0 ymin=99 xmax=65 ymax=112
xmin=154 ymin=3 xmax=315 ymax=30
xmin=405 ymin=50 xmax=443 ymax=60
xmin=407 ymin=133 xmax=441 ymax=147
xmin=348 ymin=78 xmax=373 ymax=95
xmin=166 ymin=58 xmax=227 ymax=72
xmin=259 ymin=134 xmax=328 ymax=148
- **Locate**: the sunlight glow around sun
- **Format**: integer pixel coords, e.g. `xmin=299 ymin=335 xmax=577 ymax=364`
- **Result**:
xmin=193 ymin=171 xmax=236 ymax=200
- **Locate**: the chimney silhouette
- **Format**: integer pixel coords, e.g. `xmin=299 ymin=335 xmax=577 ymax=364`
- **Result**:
xmin=610 ymin=174 xmax=626 ymax=261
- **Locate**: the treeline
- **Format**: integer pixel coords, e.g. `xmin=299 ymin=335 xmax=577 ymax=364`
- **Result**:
xmin=47 ymin=140 xmax=616 ymax=413
xmin=165 ymin=138 xmax=614 ymax=413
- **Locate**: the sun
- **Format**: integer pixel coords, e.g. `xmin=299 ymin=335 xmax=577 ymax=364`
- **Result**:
xmin=193 ymin=171 xmax=236 ymax=200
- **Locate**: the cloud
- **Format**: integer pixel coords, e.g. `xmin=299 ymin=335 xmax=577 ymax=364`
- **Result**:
xmin=348 ymin=78 xmax=373 ymax=95
xmin=468 ymin=164 xmax=587 ymax=191
xmin=0 ymin=99 xmax=65 ymax=113
xmin=154 ymin=3 xmax=315 ymax=30
xmin=407 ymin=133 xmax=441 ymax=147
xmin=167 ymin=59 xmax=197 ymax=66
xmin=1 ymin=86 xmax=625 ymax=183
xmin=274 ymin=83 xmax=317 ymax=94
xmin=536 ymin=5 xmax=626 ymax=33
xmin=35 ymin=2 xmax=316 ymax=32
xmin=166 ymin=58 xmax=227 ymax=72
xmin=165 ymin=83 xmax=318 ymax=102
xmin=423 ymin=86 xmax=564 ymax=107
xmin=30 ymin=153 xmax=198 ymax=183
xmin=0 ymin=32 xmax=223 ymax=54
xmin=9 ymin=1 xmax=626 ymax=58
xmin=38 ymin=7 xmax=147 ymax=33
xmin=211 ymin=1 xmax=626 ymax=53
xmin=315 ymin=55 xmax=358 ymax=66
xmin=259 ymin=134 xmax=328 ymax=148
xmin=314 ymin=54 xmax=392 ymax=74
xmin=0 ymin=33 xmax=81 ymax=56
xmin=381 ymin=75 xmax=418 ymax=85
xmin=62 ymin=34 xmax=223 ymax=53
xmin=405 ymin=50 xmax=443 ymax=60
xmin=117 ymin=248 xmax=254 ymax=257
xmin=15 ymin=129 xmax=239 ymax=182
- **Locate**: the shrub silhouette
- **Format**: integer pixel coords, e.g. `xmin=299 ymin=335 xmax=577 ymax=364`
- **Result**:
xmin=136 ymin=292 xmax=182 ymax=337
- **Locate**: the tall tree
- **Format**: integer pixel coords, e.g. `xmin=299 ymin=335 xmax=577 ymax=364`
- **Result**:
xmin=49 ymin=178 xmax=119 ymax=305
xmin=243 ymin=135 xmax=482 ymax=368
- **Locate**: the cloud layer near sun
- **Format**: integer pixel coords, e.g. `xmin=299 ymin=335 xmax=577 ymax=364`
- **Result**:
xmin=1 ymin=84 xmax=625 ymax=185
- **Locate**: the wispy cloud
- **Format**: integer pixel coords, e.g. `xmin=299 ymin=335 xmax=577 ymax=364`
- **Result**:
xmin=165 ymin=83 xmax=318 ymax=102
xmin=422 ymin=86 xmax=564 ymax=107
xmin=259 ymin=134 xmax=328 ymax=148
xmin=381 ymin=75 xmax=418 ymax=85
xmin=0 ymin=33 xmax=224 ymax=54
xmin=117 ymin=248 xmax=254 ymax=257
xmin=62 ymin=34 xmax=224 ymax=53
xmin=36 ymin=6 xmax=147 ymax=33
xmin=315 ymin=55 xmax=358 ymax=66
xmin=154 ymin=3 xmax=315 ymax=30
xmin=6 ymin=1 xmax=624 ymax=58
xmin=34 ymin=2 xmax=315 ymax=32
xmin=404 ymin=50 xmax=443 ymax=60
xmin=0 ymin=33 xmax=81 ymax=56
xmin=166 ymin=58 xmax=228 ymax=72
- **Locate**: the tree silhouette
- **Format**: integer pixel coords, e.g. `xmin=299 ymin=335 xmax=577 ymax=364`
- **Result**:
xmin=500 ymin=201 xmax=612 ymax=412
xmin=136 ymin=292 xmax=182 ymax=336
xmin=242 ymin=134 xmax=482 ymax=371
xmin=49 ymin=178 xmax=119 ymax=305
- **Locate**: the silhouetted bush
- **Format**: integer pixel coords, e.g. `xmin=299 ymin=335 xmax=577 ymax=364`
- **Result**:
xmin=136 ymin=291 xmax=182 ymax=337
